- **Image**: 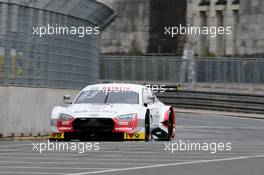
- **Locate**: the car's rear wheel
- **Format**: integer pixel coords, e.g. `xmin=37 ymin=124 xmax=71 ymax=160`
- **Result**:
xmin=145 ymin=110 xmax=150 ymax=142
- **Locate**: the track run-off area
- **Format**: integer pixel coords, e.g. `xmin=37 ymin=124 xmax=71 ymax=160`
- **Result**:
xmin=0 ymin=112 xmax=264 ymax=175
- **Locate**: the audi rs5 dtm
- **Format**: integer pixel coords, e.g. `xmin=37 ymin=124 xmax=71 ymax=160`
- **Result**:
xmin=50 ymin=83 xmax=176 ymax=141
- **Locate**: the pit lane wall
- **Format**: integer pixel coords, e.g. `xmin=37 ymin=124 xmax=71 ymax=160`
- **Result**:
xmin=0 ymin=86 xmax=78 ymax=137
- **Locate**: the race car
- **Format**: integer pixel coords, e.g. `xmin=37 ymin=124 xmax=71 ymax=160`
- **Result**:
xmin=50 ymin=83 xmax=176 ymax=141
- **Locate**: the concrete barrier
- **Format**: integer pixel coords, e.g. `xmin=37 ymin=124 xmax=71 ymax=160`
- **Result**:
xmin=0 ymin=86 xmax=79 ymax=137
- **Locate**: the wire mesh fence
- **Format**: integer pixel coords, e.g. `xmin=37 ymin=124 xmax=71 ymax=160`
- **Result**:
xmin=0 ymin=1 xmax=115 ymax=89
xmin=100 ymin=56 xmax=264 ymax=92
xmin=1 ymin=51 xmax=264 ymax=92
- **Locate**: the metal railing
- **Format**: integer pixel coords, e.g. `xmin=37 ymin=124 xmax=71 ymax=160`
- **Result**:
xmin=1 ymin=53 xmax=264 ymax=92
xmin=156 ymin=86 xmax=264 ymax=114
xmin=100 ymin=56 xmax=264 ymax=93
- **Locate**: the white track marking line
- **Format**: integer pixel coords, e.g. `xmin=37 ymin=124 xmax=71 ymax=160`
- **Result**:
xmin=2 ymin=150 xmax=262 ymax=156
xmin=0 ymin=157 xmax=183 ymax=161
xmin=0 ymin=152 xmax=91 ymax=156
xmin=254 ymin=155 xmax=264 ymax=158
xmin=0 ymin=152 xmax=249 ymax=157
xmin=0 ymin=149 xmax=24 ymax=151
xmin=2 ymin=151 xmax=148 ymax=154
xmin=0 ymin=143 xmax=31 ymax=147
xmin=96 ymin=154 xmax=261 ymax=158
xmin=0 ymin=151 xmax=159 ymax=155
xmin=0 ymin=172 xmax=64 ymax=175
xmin=66 ymin=154 xmax=264 ymax=175
xmin=0 ymin=165 xmax=109 ymax=170
xmin=0 ymin=150 xmax=263 ymax=155
xmin=0 ymin=153 xmax=256 ymax=158
xmin=0 ymin=161 xmax=151 ymax=165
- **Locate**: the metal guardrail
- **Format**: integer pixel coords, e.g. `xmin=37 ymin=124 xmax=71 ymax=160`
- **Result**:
xmin=156 ymin=86 xmax=264 ymax=114
xmin=98 ymin=80 xmax=264 ymax=113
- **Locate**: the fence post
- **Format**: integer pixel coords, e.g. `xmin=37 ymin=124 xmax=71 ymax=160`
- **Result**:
xmin=3 ymin=49 xmax=11 ymax=84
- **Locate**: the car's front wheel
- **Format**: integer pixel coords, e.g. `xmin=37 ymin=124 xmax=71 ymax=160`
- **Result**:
xmin=165 ymin=111 xmax=174 ymax=141
xmin=168 ymin=112 xmax=173 ymax=139
xmin=145 ymin=110 xmax=151 ymax=142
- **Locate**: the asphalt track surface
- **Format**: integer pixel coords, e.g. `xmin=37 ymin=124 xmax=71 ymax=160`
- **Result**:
xmin=0 ymin=112 xmax=264 ymax=175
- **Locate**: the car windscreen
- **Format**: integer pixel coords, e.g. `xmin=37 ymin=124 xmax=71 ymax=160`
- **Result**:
xmin=106 ymin=91 xmax=139 ymax=104
xmin=74 ymin=90 xmax=107 ymax=104
xmin=74 ymin=90 xmax=139 ymax=104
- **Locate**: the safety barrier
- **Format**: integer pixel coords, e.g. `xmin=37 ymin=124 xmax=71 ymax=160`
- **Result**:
xmin=0 ymin=86 xmax=79 ymax=137
xmin=156 ymin=86 xmax=264 ymax=114
xmin=0 ymin=84 xmax=263 ymax=138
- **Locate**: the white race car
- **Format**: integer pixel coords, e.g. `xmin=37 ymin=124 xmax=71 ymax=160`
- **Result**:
xmin=50 ymin=83 xmax=176 ymax=141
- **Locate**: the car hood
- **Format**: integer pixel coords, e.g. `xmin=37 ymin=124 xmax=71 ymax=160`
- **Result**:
xmin=65 ymin=103 xmax=144 ymax=118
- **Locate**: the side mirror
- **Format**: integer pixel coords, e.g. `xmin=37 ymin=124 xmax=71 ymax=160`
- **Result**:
xmin=63 ymin=95 xmax=72 ymax=104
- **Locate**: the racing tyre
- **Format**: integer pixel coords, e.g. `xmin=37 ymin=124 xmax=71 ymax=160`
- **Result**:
xmin=165 ymin=111 xmax=173 ymax=141
xmin=163 ymin=111 xmax=173 ymax=141
xmin=145 ymin=110 xmax=150 ymax=142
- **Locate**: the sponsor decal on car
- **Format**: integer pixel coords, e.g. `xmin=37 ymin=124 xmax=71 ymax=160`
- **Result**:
xmin=50 ymin=132 xmax=64 ymax=139
xmin=124 ymin=132 xmax=145 ymax=140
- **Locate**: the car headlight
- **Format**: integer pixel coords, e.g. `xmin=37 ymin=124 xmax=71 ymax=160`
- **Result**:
xmin=116 ymin=113 xmax=137 ymax=121
xmin=59 ymin=113 xmax=73 ymax=121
